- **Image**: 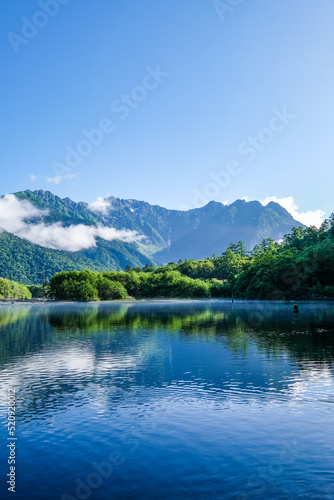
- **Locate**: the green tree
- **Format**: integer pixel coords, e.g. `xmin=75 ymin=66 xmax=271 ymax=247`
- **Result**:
xmin=0 ymin=278 xmax=13 ymax=298
xmin=97 ymin=278 xmax=128 ymax=300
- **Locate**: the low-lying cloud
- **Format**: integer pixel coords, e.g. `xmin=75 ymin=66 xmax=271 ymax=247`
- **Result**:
xmin=0 ymin=194 xmax=142 ymax=251
xmin=260 ymin=196 xmax=325 ymax=228
xmin=88 ymin=196 xmax=111 ymax=214
xmin=0 ymin=194 xmax=47 ymax=231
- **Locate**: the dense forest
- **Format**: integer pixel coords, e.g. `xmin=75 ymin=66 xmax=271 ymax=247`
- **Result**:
xmin=47 ymin=216 xmax=334 ymax=301
xmin=0 ymin=191 xmax=305 ymax=284
xmin=0 ymin=231 xmax=156 ymax=284
xmin=0 ymin=277 xmax=31 ymax=300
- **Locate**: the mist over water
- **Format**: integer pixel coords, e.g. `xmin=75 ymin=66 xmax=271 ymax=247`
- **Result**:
xmin=0 ymin=301 xmax=334 ymax=499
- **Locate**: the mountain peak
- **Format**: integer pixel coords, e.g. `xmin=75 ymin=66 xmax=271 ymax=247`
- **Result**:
xmin=5 ymin=190 xmax=306 ymax=276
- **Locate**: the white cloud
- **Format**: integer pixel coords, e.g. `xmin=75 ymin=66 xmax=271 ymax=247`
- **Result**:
xmin=30 ymin=174 xmax=37 ymax=181
xmin=46 ymin=176 xmax=62 ymax=185
xmin=260 ymin=196 xmax=325 ymax=227
xmin=46 ymin=173 xmax=78 ymax=184
xmin=88 ymin=196 xmax=111 ymax=215
xmin=0 ymin=194 xmax=143 ymax=251
xmin=17 ymin=223 xmax=143 ymax=251
xmin=0 ymin=194 xmax=47 ymax=232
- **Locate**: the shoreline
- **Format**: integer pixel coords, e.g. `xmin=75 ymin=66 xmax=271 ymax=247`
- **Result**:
xmin=1 ymin=297 xmax=334 ymax=306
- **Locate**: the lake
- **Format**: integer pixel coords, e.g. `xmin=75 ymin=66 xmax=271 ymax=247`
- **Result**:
xmin=0 ymin=300 xmax=334 ymax=500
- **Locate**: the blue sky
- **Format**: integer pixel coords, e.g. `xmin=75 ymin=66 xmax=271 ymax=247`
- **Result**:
xmin=1 ymin=0 xmax=334 ymax=225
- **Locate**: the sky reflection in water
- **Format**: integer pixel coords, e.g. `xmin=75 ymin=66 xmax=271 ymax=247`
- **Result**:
xmin=0 ymin=301 xmax=334 ymax=500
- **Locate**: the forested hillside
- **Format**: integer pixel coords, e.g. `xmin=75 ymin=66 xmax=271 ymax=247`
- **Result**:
xmin=169 ymin=219 xmax=334 ymax=300
xmin=0 ymin=231 xmax=155 ymax=284
xmin=48 ymin=216 xmax=334 ymax=301
xmin=0 ymin=232 xmax=107 ymax=284
xmin=0 ymin=190 xmax=304 ymax=284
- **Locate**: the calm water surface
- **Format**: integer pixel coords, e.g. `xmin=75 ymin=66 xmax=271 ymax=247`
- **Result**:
xmin=0 ymin=300 xmax=334 ymax=499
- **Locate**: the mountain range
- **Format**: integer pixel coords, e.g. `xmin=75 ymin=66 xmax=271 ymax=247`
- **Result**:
xmin=0 ymin=190 xmax=305 ymax=284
